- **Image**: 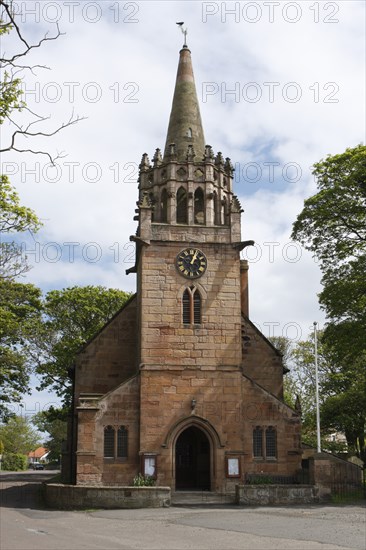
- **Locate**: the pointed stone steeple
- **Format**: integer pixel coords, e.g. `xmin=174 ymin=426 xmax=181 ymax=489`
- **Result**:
xmin=163 ymin=46 xmax=205 ymax=162
xmin=134 ymin=45 xmax=240 ymax=242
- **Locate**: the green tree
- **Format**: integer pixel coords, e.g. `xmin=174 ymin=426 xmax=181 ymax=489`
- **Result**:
xmin=292 ymin=144 xmax=366 ymax=462
xmin=291 ymin=145 xmax=366 ymax=361
xmin=0 ymin=175 xmax=42 ymax=280
xmin=0 ymin=177 xmax=43 ymax=419
xmin=292 ymin=144 xmax=366 ymax=270
xmin=280 ymin=332 xmax=365 ymax=457
xmin=0 ymin=415 xmax=40 ymax=454
xmin=320 ymin=348 xmax=366 ymax=461
xmin=30 ymin=286 xmax=132 ymax=405
xmin=271 ymin=334 xmax=338 ymax=450
xmin=0 ymin=279 xmax=42 ymax=420
xmin=0 ymin=2 xmax=25 ymax=124
xmin=1 ymin=1 xmax=83 ymax=419
xmin=32 ymin=407 xmax=67 ymax=461
xmin=2 ymin=453 xmax=28 ymax=471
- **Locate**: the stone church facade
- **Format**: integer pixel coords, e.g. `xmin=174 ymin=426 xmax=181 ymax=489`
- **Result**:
xmin=64 ymin=45 xmax=302 ymax=493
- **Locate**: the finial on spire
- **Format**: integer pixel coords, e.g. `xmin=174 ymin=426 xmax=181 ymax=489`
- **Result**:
xmin=176 ymin=21 xmax=188 ymax=48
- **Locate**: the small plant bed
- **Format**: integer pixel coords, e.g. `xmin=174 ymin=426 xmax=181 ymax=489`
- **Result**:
xmin=132 ymin=474 xmax=156 ymax=487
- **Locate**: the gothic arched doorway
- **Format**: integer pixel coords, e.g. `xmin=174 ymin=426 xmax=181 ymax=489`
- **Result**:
xmin=175 ymin=426 xmax=211 ymax=490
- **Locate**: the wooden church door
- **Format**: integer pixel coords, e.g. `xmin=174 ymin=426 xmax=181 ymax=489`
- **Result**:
xmin=175 ymin=426 xmax=210 ymax=490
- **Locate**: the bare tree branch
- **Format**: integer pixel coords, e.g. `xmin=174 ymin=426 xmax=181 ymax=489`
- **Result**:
xmin=1 ymin=113 xmax=86 ymax=164
xmin=0 ymin=0 xmax=84 ymax=164
xmin=0 ymin=0 xmax=64 ymax=69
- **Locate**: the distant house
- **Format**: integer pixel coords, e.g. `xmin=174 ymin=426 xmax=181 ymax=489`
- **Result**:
xmin=28 ymin=447 xmax=49 ymax=464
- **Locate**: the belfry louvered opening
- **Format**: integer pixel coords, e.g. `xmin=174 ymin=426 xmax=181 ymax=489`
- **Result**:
xmin=193 ymin=289 xmax=201 ymax=323
xmin=182 ymin=286 xmax=201 ymax=325
xmin=176 ymin=186 xmax=188 ymax=224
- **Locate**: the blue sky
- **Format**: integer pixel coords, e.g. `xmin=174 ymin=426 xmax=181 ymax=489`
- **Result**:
xmin=2 ymin=1 xmax=365 ymax=414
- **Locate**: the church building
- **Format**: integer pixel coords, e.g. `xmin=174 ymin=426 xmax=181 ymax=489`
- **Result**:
xmin=64 ymin=42 xmax=302 ymax=493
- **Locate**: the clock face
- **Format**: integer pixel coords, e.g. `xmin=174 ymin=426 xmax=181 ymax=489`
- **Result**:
xmin=176 ymin=248 xmax=207 ymax=279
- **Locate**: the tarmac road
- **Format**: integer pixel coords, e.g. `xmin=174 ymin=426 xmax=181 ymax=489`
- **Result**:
xmin=1 ymin=471 xmax=365 ymax=550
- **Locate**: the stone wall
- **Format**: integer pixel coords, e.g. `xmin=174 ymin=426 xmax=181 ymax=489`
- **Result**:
xmin=235 ymin=484 xmax=319 ymax=506
xmin=139 ymin=368 xmax=301 ymax=490
xmin=138 ymin=240 xmax=242 ymax=370
xmin=305 ymin=451 xmax=363 ymax=499
xmin=75 ymin=296 xmax=138 ymax=397
xmin=44 ymin=483 xmax=171 ymax=509
xmin=241 ymin=316 xmax=284 ymax=399
xmin=76 ymin=375 xmax=141 ymax=486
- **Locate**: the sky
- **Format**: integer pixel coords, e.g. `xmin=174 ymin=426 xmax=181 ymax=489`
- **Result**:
xmin=2 ymin=0 xmax=365 ymax=417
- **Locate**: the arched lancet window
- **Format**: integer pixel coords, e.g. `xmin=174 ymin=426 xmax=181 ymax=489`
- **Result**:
xmin=182 ymin=286 xmax=201 ymax=325
xmin=149 ymin=192 xmax=155 ymax=222
xmin=160 ymin=188 xmax=168 ymax=223
xmin=176 ymin=186 xmax=188 ymax=224
xmin=213 ymin=191 xmax=219 ymax=225
xmin=182 ymin=289 xmax=191 ymax=325
xmin=265 ymin=426 xmax=277 ymax=458
xmin=187 ymin=127 xmax=192 ymax=138
xmin=104 ymin=426 xmax=115 ymax=458
xmin=253 ymin=426 xmax=263 ymax=458
xmin=222 ymin=196 xmax=228 ymax=225
xmin=193 ymin=290 xmax=201 ymax=324
xmin=194 ymin=187 xmax=205 ymax=225
xmin=117 ymin=426 xmax=128 ymax=458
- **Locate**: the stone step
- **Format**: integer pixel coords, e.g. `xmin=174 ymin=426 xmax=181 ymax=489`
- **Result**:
xmin=171 ymin=491 xmax=236 ymax=507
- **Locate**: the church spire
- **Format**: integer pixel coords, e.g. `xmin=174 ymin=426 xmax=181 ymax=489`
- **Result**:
xmin=163 ymin=46 xmax=205 ymax=162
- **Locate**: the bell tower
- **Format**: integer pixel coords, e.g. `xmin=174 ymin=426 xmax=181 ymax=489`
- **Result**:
xmin=128 ymin=43 xmax=251 ymax=368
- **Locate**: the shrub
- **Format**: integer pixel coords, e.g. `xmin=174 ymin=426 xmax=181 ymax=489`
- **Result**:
xmin=2 ymin=453 xmax=28 ymax=471
xmin=249 ymin=475 xmax=274 ymax=485
xmin=132 ymin=473 xmax=155 ymax=486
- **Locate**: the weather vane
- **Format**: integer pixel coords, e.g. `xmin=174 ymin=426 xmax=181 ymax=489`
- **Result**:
xmin=176 ymin=22 xmax=188 ymax=48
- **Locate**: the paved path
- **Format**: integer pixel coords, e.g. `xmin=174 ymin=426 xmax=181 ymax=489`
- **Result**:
xmin=1 ymin=471 xmax=365 ymax=550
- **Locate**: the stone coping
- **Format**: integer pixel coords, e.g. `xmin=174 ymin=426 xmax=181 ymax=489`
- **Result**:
xmin=235 ymin=484 xmax=320 ymax=506
xmin=44 ymin=483 xmax=171 ymax=510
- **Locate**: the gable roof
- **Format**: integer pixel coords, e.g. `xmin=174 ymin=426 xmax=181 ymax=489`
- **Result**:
xmin=27 ymin=447 xmax=49 ymax=459
xmin=75 ymin=293 xmax=137 ymax=357
xmin=242 ymin=314 xmax=290 ymax=374
xmin=241 ymin=372 xmax=300 ymax=418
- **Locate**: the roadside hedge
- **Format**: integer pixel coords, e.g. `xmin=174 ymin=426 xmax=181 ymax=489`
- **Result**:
xmin=2 ymin=453 xmax=28 ymax=471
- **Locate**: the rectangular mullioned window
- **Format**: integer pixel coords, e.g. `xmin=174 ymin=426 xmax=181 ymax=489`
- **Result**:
xmin=253 ymin=426 xmax=277 ymax=460
xmin=253 ymin=426 xmax=263 ymax=458
xmin=104 ymin=425 xmax=128 ymax=459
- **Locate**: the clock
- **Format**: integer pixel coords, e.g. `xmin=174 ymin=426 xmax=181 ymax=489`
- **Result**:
xmin=176 ymin=248 xmax=207 ymax=279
